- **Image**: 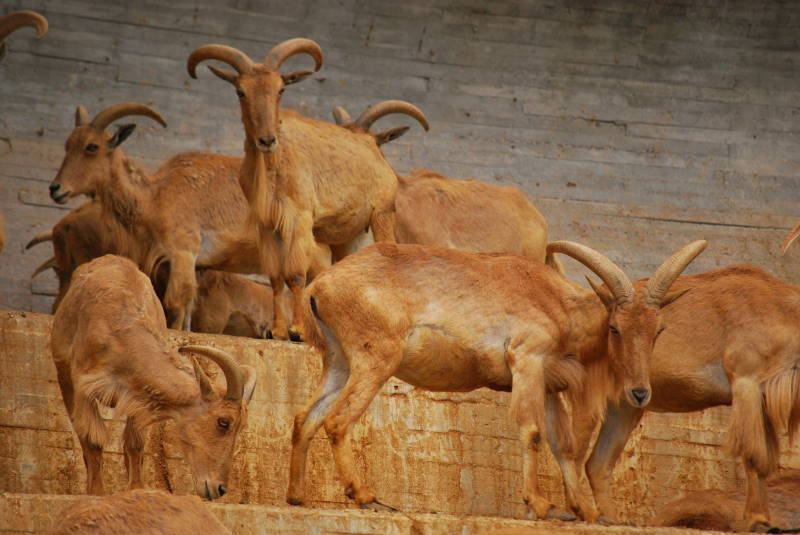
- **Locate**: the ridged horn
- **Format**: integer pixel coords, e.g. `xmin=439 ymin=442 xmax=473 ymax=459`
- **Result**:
xmin=332 ymin=106 xmax=352 ymax=125
xmin=263 ymin=38 xmax=323 ymax=72
xmin=781 ymin=222 xmax=800 ymax=255
xmin=0 ymin=11 xmax=49 ymax=42
xmin=547 ymin=241 xmax=635 ymax=305
xmin=75 ymin=106 xmax=90 ymax=127
xmin=355 ymin=100 xmax=430 ymax=132
xmin=179 ymin=345 xmax=245 ymax=402
xmin=644 ymin=240 xmax=708 ymax=306
xmin=32 ymin=256 xmax=56 ymax=278
xmin=187 ymin=44 xmax=254 ymax=78
xmin=26 ymin=230 xmax=53 ymax=249
xmin=90 ymin=102 xmax=167 ymax=131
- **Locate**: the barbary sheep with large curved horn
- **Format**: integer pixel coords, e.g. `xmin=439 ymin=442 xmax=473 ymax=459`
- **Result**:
xmin=51 ymin=254 xmax=256 ymax=498
xmin=187 ymin=38 xmax=405 ymax=341
xmin=288 ymin=239 xmax=705 ymax=521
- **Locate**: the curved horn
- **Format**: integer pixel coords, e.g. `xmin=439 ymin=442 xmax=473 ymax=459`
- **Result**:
xmin=178 ymin=345 xmax=245 ymax=402
xmin=547 ymin=241 xmax=635 ymax=305
xmin=356 ymin=100 xmax=430 ymax=132
xmin=31 ymin=256 xmax=56 ymax=278
xmin=644 ymin=240 xmax=708 ymax=306
xmin=0 ymin=11 xmax=49 ymax=42
xmin=332 ymin=106 xmax=352 ymax=125
xmin=90 ymin=102 xmax=167 ymax=131
xmin=781 ymin=222 xmax=800 ymax=255
xmin=263 ymin=38 xmax=323 ymax=71
xmin=187 ymin=44 xmax=254 ymax=79
xmin=75 ymin=106 xmax=90 ymax=127
xmin=26 ymin=229 xmax=53 ymax=249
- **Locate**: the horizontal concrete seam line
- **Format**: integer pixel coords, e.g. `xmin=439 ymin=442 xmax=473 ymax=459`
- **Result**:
xmin=605 ymin=213 xmax=792 ymax=231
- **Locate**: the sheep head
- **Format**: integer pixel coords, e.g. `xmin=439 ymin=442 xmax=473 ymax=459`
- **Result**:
xmin=548 ymin=240 xmax=707 ymax=408
xmin=332 ymin=100 xmax=430 ymax=146
xmin=187 ymin=39 xmax=323 ymax=154
xmin=176 ymin=345 xmax=257 ymax=500
xmin=49 ymin=103 xmax=167 ymax=204
xmin=0 ymin=11 xmax=48 ymax=60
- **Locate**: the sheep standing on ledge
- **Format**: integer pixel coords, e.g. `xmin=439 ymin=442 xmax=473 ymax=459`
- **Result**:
xmin=51 ymin=254 xmax=256 ymax=499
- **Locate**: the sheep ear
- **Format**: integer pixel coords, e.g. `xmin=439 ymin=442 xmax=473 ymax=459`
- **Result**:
xmin=108 ymin=124 xmax=136 ymax=149
xmin=587 ymin=276 xmax=615 ymax=310
xmin=282 ymin=70 xmax=313 ymax=85
xmin=207 ymin=65 xmax=237 ymax=84
xmin=192 ymin=357 xmax=216 ymax=401
xmin=240 ymin=365 xmax=257 ymax=404
xmin=375 ymin=126 xmax=410 ymax=146
xmin=660 ymin=288 xmax=690 ymax=308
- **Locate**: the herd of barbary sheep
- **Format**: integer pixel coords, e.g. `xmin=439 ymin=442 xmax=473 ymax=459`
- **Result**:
xmin=3 ymin=10 xmax=800 ymax=535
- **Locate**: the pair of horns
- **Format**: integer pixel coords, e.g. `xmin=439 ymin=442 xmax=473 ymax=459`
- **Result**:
xmin=0 ymin=11 xmax=48 ymax=42
xmin=187 ymin=38 xmax=323 ymax=78
xmin=548 ymin=240 xmax=707 ymax=306
xmin=179 ymin=345 xmax=253 ymax=403
xmin=332 ymin=100 xmax=430 ymax=132
xmin=75 ymin=102 xmax=167 ymax=131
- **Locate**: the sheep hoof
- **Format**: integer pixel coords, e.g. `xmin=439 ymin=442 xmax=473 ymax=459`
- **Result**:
xmin=286 ymin=497 xmax=303 ymax=506
xmin=266 ymin=330 xmax=274 ymax=340
xmin=767 ymin=526 xmax=800 ymax=534
xmin=597 ymin=515 xmax=620 ymax=525
xmin=545 ymin=506 xmax=577 ymax=522
xmin=359 ymin=499 xmax=397 ymax=513
xmin=288 ymin=330 xmax=303 ymax=343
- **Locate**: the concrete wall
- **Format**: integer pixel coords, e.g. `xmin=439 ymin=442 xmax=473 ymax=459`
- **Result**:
xmin=3 ymin=312 xmax=800 ymax=526
xmin=2 ymin=0 xmax=800 ymax=311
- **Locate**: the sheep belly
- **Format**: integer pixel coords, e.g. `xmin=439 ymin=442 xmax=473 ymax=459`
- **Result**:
xmin=394 ymin=324 xmax=512 ymax=392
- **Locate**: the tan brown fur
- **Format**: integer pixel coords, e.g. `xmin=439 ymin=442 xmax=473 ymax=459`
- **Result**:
xmin=45 ymin=489 xmax=231 ymax=535
xmin=652 ymin=471 xmax=800 ymax=531
xmin=48 ymin=104 xmax=269 ymax=331
xmin=288 ymin=241 xmax=704 ymax=521
xmin=28 ymin=202 xmax=284 ymax=338
xmin=51 ymin=255 xmax=255 ymax=498
xmin=581 ymin=265 xmax=800 ymax=531
xmin=189 ymin=41 xmax=398 ymax=341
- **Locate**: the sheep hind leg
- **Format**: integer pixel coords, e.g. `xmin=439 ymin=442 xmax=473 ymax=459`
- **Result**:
xmin=164 ymin=253 xmax=197 ymax=331
xmin=287 ymin=322 xmax=349 ymax=505
xmin=123 ymin=416 xmax=145 ymax=490
xmin=323 ymin=343 xmax=401 ymax=510
xmin=286 ymin=273 xmax=307 ymax=343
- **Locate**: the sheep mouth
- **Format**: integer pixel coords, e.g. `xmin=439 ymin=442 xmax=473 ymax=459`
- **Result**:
xmin=51 ymin=191 xmax=71 ymax=204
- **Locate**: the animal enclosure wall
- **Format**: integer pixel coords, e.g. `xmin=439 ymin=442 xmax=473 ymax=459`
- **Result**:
xmin=3 ymin=312 xmax=800 ymax=526
xmin=2 ymin=0 xmax=800 ymax=311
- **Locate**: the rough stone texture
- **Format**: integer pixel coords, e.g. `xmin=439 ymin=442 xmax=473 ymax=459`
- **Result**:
xmin=0 ymin=493 xmax=728 ymax=535
xmin=2 ymin=0 xmax=800 ymax=311
xmin=2 ymin=311 xmax=799 ymax=527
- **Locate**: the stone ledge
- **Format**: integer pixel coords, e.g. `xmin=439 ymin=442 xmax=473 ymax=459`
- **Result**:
xmin=0 ymin=493 xmax=725 ymax=535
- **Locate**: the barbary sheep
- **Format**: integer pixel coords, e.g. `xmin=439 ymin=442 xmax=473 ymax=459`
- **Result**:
xmin=287 ymin=240 xmax=705 ymax=521
xmin=45 ymin=489 xmax=231 ymax=535
xmin=576 ymin=264 xmax=800 ymax=531
xmin=187 ymin=38 xmax=405 ymax=341
xmin=51 ymin=254 xmax=256 ymax=498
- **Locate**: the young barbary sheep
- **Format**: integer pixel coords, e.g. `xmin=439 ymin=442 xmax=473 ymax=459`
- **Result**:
xmin=287 ymin=240 xmax=705 ymax=521
xmin=51 ymin=254 xmax=256 ymax=499
xmin=44 ymin=489 xmax=231 ymax=535
xmin=187 ymin=39 xmax=402 ymax=341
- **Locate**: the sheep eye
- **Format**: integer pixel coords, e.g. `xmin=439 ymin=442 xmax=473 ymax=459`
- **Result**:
xmin=278 ymin=88 xmax=285 ymax=96
xmin=609 ymin=325 xmax=620 ymax=335
xmin=86 ymin=143 xmax=99 ymax=153
xmin=217 ymin=417 xmax=230 ymax=430
xmin=236 ymin=89 xmax=245 ymax=99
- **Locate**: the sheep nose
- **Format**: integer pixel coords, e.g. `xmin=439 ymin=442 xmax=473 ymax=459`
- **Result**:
xmin=258 ymin=136 xmax=276 ymax=148
xmin=49 ymin=183 xmax=60 ymax=193
xmin=631 ymin=389 xmax=650 ymax=405
xmin=218 ymin=485 xmax=227 ymax=497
